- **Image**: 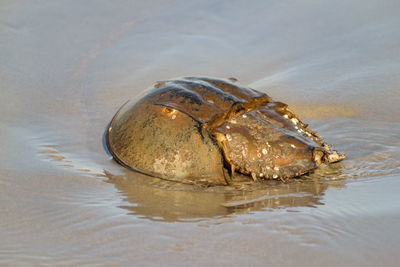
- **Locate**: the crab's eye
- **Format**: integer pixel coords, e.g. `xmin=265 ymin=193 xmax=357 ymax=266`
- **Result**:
xmin=163 ymin=107 xmax=173 ymax=113
xmin=162 ymin=107 xmax=178 ymax=119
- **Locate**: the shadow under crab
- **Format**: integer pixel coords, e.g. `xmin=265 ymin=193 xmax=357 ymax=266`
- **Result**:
xmin=106 ymin=77 xmax=346 ymax=186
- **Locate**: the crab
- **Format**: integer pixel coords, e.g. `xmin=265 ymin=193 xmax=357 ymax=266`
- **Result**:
xmin=106 ymin=77 xmax=346 ymax=185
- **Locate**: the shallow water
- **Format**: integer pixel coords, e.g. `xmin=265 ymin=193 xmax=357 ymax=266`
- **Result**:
xmin=1 ymin=0 xmax=400 ymax=266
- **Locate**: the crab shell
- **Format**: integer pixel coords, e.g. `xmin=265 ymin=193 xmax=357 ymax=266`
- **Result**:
xmin=106 ymin=77 xmax=346 ymax=185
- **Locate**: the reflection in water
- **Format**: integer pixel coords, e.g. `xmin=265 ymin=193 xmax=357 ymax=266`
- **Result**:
xmin=36 ymin=115 xmax=399 ymax=224
xmin=33 ymin=117 xmax=400 ymax=224
xmin=104 ymin=162 xmax=345 ymax=222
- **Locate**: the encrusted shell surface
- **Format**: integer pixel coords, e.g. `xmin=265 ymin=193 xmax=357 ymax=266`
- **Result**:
xmin=106 ymin=77 xmax=346 ymax=185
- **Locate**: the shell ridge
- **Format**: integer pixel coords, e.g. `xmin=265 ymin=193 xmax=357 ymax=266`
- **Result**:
xmin=179 ymin=78 xmax=246 ymax=105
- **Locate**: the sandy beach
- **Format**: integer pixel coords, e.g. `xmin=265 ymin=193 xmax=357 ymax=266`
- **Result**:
xmin=1 ymin=0 xmax=400 ymax=266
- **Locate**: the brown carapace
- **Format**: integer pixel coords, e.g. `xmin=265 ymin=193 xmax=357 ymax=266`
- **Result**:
xmin=106 ymin=77 xmax=346 ymax=185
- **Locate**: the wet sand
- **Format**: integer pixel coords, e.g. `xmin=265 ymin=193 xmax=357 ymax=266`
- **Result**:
xmin=1 ymin=0 xmax=400 ymax=266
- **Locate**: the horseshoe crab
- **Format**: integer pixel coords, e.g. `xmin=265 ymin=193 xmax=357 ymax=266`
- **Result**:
xmin=106 ymin=77 xmax=346 ymax=185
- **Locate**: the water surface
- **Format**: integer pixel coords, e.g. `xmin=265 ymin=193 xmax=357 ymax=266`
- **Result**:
xmin=1 ymin=0 xmax=400 ymax=266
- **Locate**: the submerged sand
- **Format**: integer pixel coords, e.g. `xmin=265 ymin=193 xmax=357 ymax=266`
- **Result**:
xmin=1 ymin=0 xmax=400 ymax=266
